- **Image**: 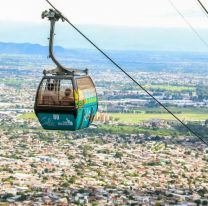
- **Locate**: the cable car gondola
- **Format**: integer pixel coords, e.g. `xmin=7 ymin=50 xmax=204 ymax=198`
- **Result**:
xmin=34 ymin=9 xmax=98 ymax=131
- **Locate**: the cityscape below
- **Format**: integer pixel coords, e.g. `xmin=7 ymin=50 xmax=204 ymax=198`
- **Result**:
xmin=0 ymin=45 xmax=208 ymax=205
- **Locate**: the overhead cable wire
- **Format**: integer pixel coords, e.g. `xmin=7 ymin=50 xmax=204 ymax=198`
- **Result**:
xmin=197 ymin=0 xmax=208 ymax=17
xmin=168 ymin=0 xmax=208 ymax=49
xmin=44 ymin=0 xmax=208 ymax=146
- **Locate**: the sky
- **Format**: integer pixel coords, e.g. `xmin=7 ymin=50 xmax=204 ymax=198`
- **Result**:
xmin=1 ymin=0 xmax=208 ymax=51
xmin=0 ymin=0 xmax=208 ymax=28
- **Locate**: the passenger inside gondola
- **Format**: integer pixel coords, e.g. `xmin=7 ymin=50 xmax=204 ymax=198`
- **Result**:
xmin=61 ymin=88 xmax=74 ymax=106
xmin=42 ymin=83 xmax=59 ymax=105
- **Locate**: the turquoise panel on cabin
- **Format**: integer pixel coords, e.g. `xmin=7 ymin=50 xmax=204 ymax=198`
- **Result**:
xmin=37 ymin=113 xmax=76 ymax=130
xmin=75 ymin=104 xmax=98 ymax=130
xmin=37 ymin=104 xmax=98 ymax=131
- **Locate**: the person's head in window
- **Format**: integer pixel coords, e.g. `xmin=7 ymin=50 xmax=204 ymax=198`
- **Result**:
xmin=61 ymin=88 xmax=74 ymax=106
xmin=65 ymin=88 xmax=72 ymax=97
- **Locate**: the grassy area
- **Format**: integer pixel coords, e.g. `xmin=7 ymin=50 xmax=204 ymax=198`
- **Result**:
xmin=144 ymin=84 xmax=195 ymax=92
xmin=98 ymin=125 xmax=182 ymax=136
xmin=135 ymin=107 xmax=208 ymax=114
xmin=1 ymin=78 xmax=24 ymax=84
xmin=17 ymin=111 xmax=208 ymax=137
xmin=18 ymin=113 xmax=36 ymax=120
xmin=18 ymin=109 xmax=208 ymax=124
xmin=1 ymin=78 xmax=28 ymax=88
xmin=110 ymin=113 xmax=208 ymax=124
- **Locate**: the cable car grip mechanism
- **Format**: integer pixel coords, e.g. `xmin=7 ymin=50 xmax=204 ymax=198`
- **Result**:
xmin=42 ymin=9 xmax=88 ymax=76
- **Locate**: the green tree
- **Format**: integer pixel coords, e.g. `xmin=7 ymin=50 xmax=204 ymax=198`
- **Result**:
xmin=114 ymin=151 xmax=123 ymax=159
xmin=196 ymin=85 xmax=208 ymax=100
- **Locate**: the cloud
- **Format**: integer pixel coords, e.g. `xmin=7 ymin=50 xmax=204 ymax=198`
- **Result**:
xmin=0 ymin=0 xmax=208 ymax=28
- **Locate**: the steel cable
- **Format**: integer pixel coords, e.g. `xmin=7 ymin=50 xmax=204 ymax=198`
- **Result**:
xmin=44 ymin=0 xmax=208 ymax=146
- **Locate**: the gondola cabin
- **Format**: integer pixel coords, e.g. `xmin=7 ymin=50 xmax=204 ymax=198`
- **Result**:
xmin=34 ymin=75 xmax=98 ymax=130
xmin=34 ymin=9 xmax=98 ymax=131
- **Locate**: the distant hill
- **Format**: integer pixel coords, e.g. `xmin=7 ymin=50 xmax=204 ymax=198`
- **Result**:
xmin=1 ymin=22 xmax=208 ymax=52
xmin=0 ymin=42 xmax=100 ymax=59
xmin=1 ymin=41 xmax=208 ymax=74
xmin=0 ymin=42 xmax=66 ymax=55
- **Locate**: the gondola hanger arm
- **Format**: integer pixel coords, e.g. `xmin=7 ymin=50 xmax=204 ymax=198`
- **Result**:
xmin=42 ymin=9 xmax=88 ymax=76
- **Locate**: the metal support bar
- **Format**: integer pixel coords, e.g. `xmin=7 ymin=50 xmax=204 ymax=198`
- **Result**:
xmin=49 ymin=19 xmax=65 ymax=71
xmin=42 ymin=9 xmax=88 ymax=76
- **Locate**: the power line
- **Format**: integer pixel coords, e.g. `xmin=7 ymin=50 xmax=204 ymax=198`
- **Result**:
xmin=44 ymin=0 xmax=208 ymax=146
xmin=168 ymin=0 xmax=208 ymax=49
xmin=197 ymin=0 xmax=208 ymax=17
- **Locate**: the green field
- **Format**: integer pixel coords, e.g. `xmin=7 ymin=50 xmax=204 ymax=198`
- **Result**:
xmin=18 ymin=111 xmax=208 ymax=137
xmin=19 ymin=109 xmax=208 ymax=124
xmin=144 ymin=84 xmax=195 ymax=92
xmin=18 ymin=113 xmax=36 ymax=120
xmin=135 ymin=107 xmax=208 ymax=114
xmin=110 ymin=112 xmax=208 ymax=124
xmin=99 ymin=125 xmax=182 ymax=136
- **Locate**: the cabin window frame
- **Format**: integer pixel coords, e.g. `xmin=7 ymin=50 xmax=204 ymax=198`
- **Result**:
xmin=35 ymin=76 xmax=76 ymax=109
xmin=75 ymin=76 xmax=97 ymax=104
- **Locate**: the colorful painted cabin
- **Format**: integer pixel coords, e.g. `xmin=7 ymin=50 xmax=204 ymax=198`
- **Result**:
xmin=34 ymin=75 xmax=98 ymax=131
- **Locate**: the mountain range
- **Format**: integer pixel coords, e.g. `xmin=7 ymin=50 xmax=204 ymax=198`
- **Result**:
xmin=0 ymin=42 xmax=65 ymax=55
xmin=1 ymin=22 xmax=208 ymax=52
xmin=1 ymin=41 xmax=208 ymax=74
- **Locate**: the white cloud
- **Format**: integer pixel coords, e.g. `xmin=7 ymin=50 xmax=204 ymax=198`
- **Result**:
xmin=0 ymin=0 xmax=208 ymax=28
